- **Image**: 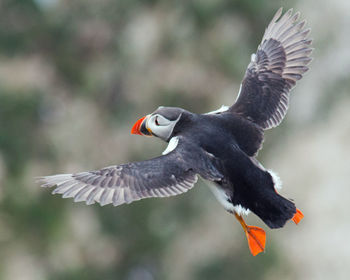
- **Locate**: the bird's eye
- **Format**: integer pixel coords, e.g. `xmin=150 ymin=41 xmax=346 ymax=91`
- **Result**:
xmin=155 ymin=116 xmax=159 ymax=126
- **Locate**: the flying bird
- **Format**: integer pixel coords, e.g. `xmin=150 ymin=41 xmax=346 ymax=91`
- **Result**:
xmin=38 ymin=8 xmax=312 ymax=256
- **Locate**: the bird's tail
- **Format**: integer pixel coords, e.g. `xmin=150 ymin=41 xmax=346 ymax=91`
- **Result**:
xmin=250 ymin=170 xmax=299 ymax=229
xmin=253 ymin=190 xmax=296 ymax=229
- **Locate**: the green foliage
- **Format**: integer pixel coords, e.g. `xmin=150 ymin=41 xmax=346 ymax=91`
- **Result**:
xmin=0 ymin=89 xmax=44 ymax=175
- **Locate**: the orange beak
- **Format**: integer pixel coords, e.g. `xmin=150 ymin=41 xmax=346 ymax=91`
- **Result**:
xmin=131 ymin=115 xmax=152 ymax=136
xmin=131 ymin=116 xmax=146 ymax=135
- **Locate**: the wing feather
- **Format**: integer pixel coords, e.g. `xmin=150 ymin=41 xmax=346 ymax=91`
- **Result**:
xmin=230 ymin=8 xmax=312 ymax=129
xmin=37 ymin=137 xmax=223 ymax=207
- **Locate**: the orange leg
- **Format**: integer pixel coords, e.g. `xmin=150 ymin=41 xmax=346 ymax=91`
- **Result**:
xmin=234 ymin=212 xmax=266 ymax=256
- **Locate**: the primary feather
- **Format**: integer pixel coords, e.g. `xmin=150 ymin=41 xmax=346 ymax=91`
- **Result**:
xmin=231 ymin=8 xmax=313 ymax=129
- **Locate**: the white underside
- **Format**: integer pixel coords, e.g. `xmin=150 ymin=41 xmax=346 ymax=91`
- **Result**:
xmin=206 ymin=182 xmax=250 ymax=216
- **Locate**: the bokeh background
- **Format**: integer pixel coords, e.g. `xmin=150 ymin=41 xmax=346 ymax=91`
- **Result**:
xmin=0 ymin=0 xmax=349 ymax=279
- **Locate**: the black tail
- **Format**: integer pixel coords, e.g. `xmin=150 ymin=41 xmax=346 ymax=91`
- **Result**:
xmin=251 ymin=190 xmax=296 ymax=229
xmin=232 ymin=166 xmax=296 ymax=229
xmin=226 ymin=149 xmax=297 ymax=229
xmin=249 ymin=169 xmax=296 ymax=229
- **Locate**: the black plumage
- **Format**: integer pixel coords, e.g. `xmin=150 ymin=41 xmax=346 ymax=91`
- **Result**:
xmin=172 ymin=111 xmax=296 ymax=229
xmin=38 ymin=8 xmax=311 ymax=255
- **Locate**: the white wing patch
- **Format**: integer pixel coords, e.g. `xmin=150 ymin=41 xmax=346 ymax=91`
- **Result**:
xmin=205 ymin=105 xmax=229 ymax=115
xmin=162 ymin=136 xmax=179 ymax=155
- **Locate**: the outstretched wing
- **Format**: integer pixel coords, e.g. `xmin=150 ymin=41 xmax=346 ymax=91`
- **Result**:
xmin=230 ymin=8 xmax=312 ymax=129
xmin=37 ymin=137 xmax=223 ymax=207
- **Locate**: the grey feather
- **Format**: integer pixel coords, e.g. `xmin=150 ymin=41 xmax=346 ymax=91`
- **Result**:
xmin=38 ymin=137 xmax=223 ymax=207
xmin=230 ymin=8 xmax=312 ymax=130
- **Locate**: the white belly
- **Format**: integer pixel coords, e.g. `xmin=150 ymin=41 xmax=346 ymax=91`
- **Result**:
xmin=207 ymin=183 xmax=250 ymax=216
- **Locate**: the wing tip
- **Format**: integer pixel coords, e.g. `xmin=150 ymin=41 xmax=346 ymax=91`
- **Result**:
xmin=263 ymin=7 xmax=312 ymax=46
xmin=36 ymin=174 xmax=74 ymax=187
xmin=273 ymin=7 xmax=284 ymax=22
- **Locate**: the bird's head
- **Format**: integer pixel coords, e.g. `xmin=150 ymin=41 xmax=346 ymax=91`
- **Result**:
xmin=131 ymin=107 xmax=187 ymax=141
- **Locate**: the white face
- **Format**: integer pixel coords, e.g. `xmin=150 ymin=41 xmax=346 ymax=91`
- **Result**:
xmin=146 ymin=113 xmax=180 ymax=141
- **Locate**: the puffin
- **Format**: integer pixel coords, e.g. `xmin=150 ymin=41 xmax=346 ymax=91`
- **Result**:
xmin=38 ymin=8 xmax=312 ymax=256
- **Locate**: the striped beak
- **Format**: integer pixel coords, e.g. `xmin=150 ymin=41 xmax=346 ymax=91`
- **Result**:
xmin=131 ymin=115 xmax=152 ymax=136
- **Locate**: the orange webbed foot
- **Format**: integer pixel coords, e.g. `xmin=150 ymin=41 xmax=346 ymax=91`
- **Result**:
xmin=245 ymin=226 xmax=266 ymax=256
xmin=233 ymin=212 xmax=266 ymax=256
xmin=292 ymin=208 xmax=304 ymax=225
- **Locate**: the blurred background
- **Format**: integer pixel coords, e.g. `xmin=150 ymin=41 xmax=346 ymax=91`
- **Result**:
xmin=0 ymin=0 xmax=349 ymax=279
